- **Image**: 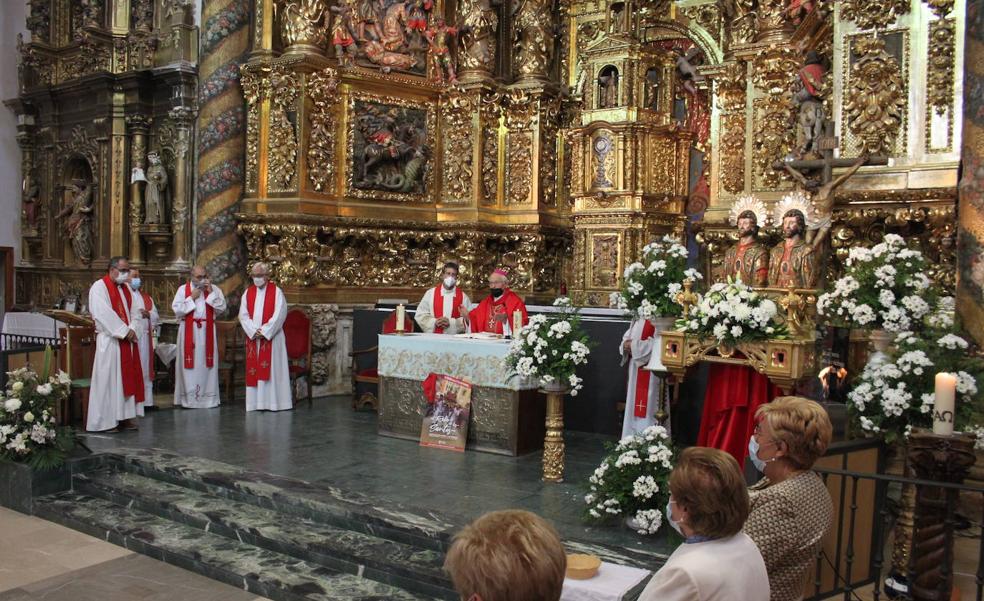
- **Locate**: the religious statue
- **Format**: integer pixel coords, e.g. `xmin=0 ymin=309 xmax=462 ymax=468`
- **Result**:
xmin=425 ymin=18 xmax=459 ymax=84
xmin=458 ymin=0 xmax=499 ymax=74
xmin=163 ymin=0 xmax=194 ymax=26
xmin=330 ymin=1 xmax=358 ymax=66
xmin=406 ymin=0 xmax=431 ymax=48
xmin=145 ymin=151 xmax=169 ymax=224
xmin=22 ymin=170 xmax=40 ymax=232
xmin=598 ymin=70 xmax=619 ymax=108
xmin=644 ymin=68 xmax=661 ymax=111
xmin=769 ymin=208 xmax=818 ymax=289
xmin=55 ymin=178 xmax=94 ymax=263
xmin=512 ymin=0 xmax=553 ymax=80
xmin=280 ymin=0 xmax=329 ymax=50
xmin=355 ymin=0 xmax=384 ymax=41
xmin=353 ymin=101 xmax=430 ymax=194
xmin=793 ymin=51 xmax=826 ymax=159
xmin=723 ymin=197 xmax=770 ymax=286
xmin=786 ymin=0 xmax=815 ymax=26
xmin=784 ymin=156 xmax=866 ymax=250
xmin=674 ymin=47 xmax=703 ymax=96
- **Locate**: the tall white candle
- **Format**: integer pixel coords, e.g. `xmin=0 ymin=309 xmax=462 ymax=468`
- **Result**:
xmin=396 ymin=304 xmax=406 ymax=332
xmin=512 ymin=311 xmax=523 ymax=336
xmin=933 ymin=372 xmax=956 ymax=436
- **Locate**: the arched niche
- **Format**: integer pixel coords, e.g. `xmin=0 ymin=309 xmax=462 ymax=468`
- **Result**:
xmin=597 ymin=65 xmax=619 ymax=109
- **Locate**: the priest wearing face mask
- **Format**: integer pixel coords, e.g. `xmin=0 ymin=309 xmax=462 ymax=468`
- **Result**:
xmin=239 ymin=262 xmax=292 ymax=412
xmin=466 ymin=268 xmax=528 ymax=335
xmin=172 ymin=265 xmax=227 ymax=409
xmin=87 ymin=256 xmax=144 ymax=432
xmin=415 ymin=262 xmax=472 ymax=334
xmin=743 ymin=397 xmax=833 ymax=601
xmin=128 ymin=269 xmax=159 ymax=415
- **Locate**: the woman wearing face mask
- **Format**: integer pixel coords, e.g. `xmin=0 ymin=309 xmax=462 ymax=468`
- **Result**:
xmin=743 ymin=396 xmax=833 ymax=601
xmin=639 ymin=447 xmax=770 ymax=601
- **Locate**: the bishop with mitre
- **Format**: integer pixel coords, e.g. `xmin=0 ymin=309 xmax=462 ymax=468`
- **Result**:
xmin=87 ymin=257 xmax=144 ymax=432
xmin=238 ymin=262 xmax=292 ymax=412
xmin=467 ymin=268 xmax=528 ymax=335
xmin=172 ymin=265 xmax=227 ymax=409
xmin=415 ymin=261 xmax=472 ymax=334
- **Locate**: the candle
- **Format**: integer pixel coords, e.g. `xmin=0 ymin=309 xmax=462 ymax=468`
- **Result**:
xmin=512 ymin=310 xmax=523 ymax=336
xmin=396 ymin=304 xmax=406 ymax=333
xmin=933 ymin=372 xmax=956 ymax=436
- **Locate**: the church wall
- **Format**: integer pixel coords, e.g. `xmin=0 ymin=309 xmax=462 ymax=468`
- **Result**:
xmin=0 ymin=4 xmax=28 ymax=267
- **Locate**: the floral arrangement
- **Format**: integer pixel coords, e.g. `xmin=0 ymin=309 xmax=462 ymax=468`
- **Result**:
xmin=0 ymin=348 xmax=76 ymax=470
xmin=847 ymin=320 xmax=984 ymax=445
xmin=680 ymin=278 xmax=786 ymax=345
xmin=506 ymin=298 xmax=591 ymax=395
xmin=817 ymin=234 xmax=936 ymax=332
xmin=613 ymin=236 xmax=702 ymax=320
xmin=584 ymin=425 xmax=675 ymax=535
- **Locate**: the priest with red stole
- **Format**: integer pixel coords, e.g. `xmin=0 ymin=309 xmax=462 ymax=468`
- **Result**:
xmin=87 ymin=256 xmax=144 ymax=432
xmin=415 ymin=261 xmax=472 ymax=334
xmin=619 ymin=318 xmax=661 ymax=438
xmin=238 ymin=262 xmax=292 ymax=412
xmin=467 ymin=268 xmax=528 ymax=335
xmin=128 ymin=268 xmax=159 ymax=416
xmin=172 ymin=265 xmax=227 ymax=409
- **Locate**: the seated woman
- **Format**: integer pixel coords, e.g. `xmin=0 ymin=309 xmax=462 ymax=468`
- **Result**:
xmin=640 ymin=447 xmax=770 ymax=601
xmin=743 ymin=396 xmax=834 ymax=601
xmin=444 ymin=509 xmax=566 ymax=601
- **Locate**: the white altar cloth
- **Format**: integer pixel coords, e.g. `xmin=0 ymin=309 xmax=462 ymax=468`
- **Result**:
xmin=1 ymin=313 xmax=65 ymax=349
xmin=561 ymin=562 xmax=651 ymax=601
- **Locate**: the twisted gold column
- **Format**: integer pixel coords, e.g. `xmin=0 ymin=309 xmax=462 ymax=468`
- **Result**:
xmin=542 ymin=388 xmax=567 ymax=483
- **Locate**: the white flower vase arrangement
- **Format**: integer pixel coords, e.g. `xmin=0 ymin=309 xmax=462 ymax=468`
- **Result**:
xmin=613 ymin=236 xmax=702 ymax=371
xmin=679 ymin=277 xmax=787 ymax=353
xmin=0 ymin=348 xmax=76 ymax=470
xmin=584 ymin=425 xmax=675 ymax=535
xmin=506 ymin=298 xmax=592 ymax=395
xmin=817 ymin=234 xmax=937 ymax=371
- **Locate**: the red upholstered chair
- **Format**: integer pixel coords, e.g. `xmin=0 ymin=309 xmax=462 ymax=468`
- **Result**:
xmin=350 ymin=311 xmax=414 ymax=411
xmin=284 ymin=308 xmax=313 ymax=406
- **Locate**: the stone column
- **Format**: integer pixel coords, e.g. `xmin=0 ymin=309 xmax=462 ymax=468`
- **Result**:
xmin=169 ymin=106 xmax=195 ymax=267
xmin=126 ymin=114 xmax=150 ymax=264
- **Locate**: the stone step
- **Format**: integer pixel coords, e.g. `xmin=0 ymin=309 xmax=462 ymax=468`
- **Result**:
xmin=33 ymin=491 xmax=438 ymax=601
xmin=74 ymin=468 xmax=457 ymax=601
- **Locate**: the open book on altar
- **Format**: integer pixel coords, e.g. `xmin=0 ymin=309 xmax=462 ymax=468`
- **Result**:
xmin=452 ymin=332 xmax=504 ymax=340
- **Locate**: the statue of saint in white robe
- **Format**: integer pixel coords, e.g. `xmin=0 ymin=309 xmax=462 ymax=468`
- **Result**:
xmin=414 ymin=286 xmax=472 ymax=334
xmin=131 ymin=290 xmax=160 ymax=416
xmin=620 ymin=318 xmax=666 ymax=438
xmin=172 ymin=284 xmax=227 ymax=408
xmin=87 ymin=279 xmax=139 ymax=431
xmin=238 ymin=284 xmax=292 ymax=412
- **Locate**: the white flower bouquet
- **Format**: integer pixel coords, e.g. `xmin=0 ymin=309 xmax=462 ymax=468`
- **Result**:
xmin=0 ymin=348 xmax=76 ymax=470
xmin=615 ymin=236 xmax=701 ymax=320
xmin=680 ymin=277 xmax=787 ymax=345
xmin=848 ymin=326 xmax=984 ymax=445
xmin=584 ymin=425 xmax=675 ymax=535
xmin=817 ymin=234 xmax=937 ymax=332
xmin=506 ymin=298 xmax=592 ymax=395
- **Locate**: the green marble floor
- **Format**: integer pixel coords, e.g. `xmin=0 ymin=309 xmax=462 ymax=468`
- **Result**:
xmin=80 ymin=397 xmax=674 ymax=554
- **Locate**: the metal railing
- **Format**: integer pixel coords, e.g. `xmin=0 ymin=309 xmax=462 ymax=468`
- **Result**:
xmin=806 ymin=464 xmax=984 ymax=600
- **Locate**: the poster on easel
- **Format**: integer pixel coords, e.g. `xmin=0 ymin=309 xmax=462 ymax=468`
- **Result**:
xmin=420 ymin=375 xmax=473 ymax=452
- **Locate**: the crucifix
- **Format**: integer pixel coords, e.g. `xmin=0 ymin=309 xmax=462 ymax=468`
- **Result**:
xmin=772 ymin=120 xmax=889 ymax=250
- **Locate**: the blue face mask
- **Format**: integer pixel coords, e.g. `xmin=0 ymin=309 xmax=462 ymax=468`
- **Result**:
xmin=130 ymin=278 xmax=142 ymax=290
xmin=666 ymin=499 xmax=683 ymax=535
xmin=748 ymin=435 xmax=773 ymax=473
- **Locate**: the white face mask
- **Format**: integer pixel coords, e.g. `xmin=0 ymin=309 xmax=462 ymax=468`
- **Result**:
xmin=666 ymin=499 xmax=683 ymax=535
xmin=748 ymin=435 xmax=777 ymax=473
xmin=443 ymin=275 xmax=456 ymax=289
xmin=114 ymin=271 xmax=130 ymax=284
xmin=253 ymin=276 xmax=267 ymax=287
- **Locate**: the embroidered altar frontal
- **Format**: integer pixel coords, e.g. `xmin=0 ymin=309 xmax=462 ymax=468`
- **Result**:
xmin=377 ymin=334 xmax=544 ymax=456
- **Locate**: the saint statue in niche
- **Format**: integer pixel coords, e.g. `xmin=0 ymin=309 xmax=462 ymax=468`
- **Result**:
xmin=598 ymin=66 xmax=619 ymax=109
xmin=55 ymin=178 xmax=94 ymax=263
xmin=145 ymin=151 xmax=169 ymax=224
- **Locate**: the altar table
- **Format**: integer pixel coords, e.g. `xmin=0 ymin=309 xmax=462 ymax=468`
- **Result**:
xmin=376 ymin=333 xmax=545 ymax=455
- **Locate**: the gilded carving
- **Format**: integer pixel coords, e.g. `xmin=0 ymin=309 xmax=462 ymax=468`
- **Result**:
xmin=590 ymin=233 xmax=619 ymax=288
xmin=844 ymin=36 xmax=905 ymax=157
xmin=280 ymin=0 xmax=329 ymax=51
xmin=840 ymin=0 xmax=910 ymax=31
xmin=63 ymin=32 xmax=110 ymax=81
xmin=507 ymin=131 xmax=533 ymax=204
xmin=269 ymin=66 xmax=299 ymax=192
xmin=241 ymin=66 xmax=262 ymax=194
xmin=541 ymin=123 xmax=558 ymax=207
xmin=590 ymin=133 xmax=616 ymax=190
xmin=927 ymin=18 xmax=956 ymax=117
xmin=27 ymin=0 xmax=50 ymax=42
xmin=513 ymin=0 xmax=554 ymax=81
xmin=306 ymin=67 xmax=340 ymax=193
xmin=351 ymin=98 xmax=431 ymax=197
xmin=441 ymin=93 xmax=475 ymax=204
xmin=750 ymin=47 xmax=797 ymax=189
xmin=682 ymin=4 xmax=721 ymax=40
xmin=481 ymin=120 xmax=499 ymax=204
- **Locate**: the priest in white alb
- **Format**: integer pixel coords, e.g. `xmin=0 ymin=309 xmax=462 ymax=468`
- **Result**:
xmin=415 ymin=261 xmax=472 ymax=334
xmin=87 ymin=256 xmax=144 ymax=432
xmin=620 ymin=318 xmax=662 ymax=438
xmin=238 ymin=262 xmax=292 ymax=412
xmin=172 ymin=265 xmax=227 ymax=409
xmin=128 ymin=268 xmax=159 ymax=416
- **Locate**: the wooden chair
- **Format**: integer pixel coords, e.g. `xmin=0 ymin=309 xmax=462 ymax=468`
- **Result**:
xmin=58 ymin=325 xmax=96 ymax=428
xmin=284 ymin=308 xmax=313 ymax=405
xmin=350 ymin=312 xmax=414 ymax=411
xmin=215 ymin=320 xmax=239 ymax=404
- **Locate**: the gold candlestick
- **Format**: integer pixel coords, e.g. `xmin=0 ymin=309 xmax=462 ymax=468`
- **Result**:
xmin=541 ymin=386 xmax=568 ymax=482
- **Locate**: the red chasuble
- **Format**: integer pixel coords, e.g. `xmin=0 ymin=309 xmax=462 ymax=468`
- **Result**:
xmin=432 ymin=286 xmax=464 ymax=334
xmin=698 ymin=363 xmax=781 ymax=469
xmin=467 ymin=289 xmax=528 ymax=334
xmin=245 ymin=283 xmax=277 ymax=387
xmin=182 ymin=283 xmax=215 ymax=370
xmin=101 ymin=276 xmax=145 ymax=403
xmin=140 ymin=291 xmax=155 ymax=375
xmin=632 ymin=321 xmax=656 ymax=418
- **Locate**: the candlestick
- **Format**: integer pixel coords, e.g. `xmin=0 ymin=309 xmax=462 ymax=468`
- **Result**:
xmin=396 ymin=304 xmax=406 ymax=333
xmin=512 ymin=310 xmax=522 ymax=336
xmin=933 ymin=372 xmax=956 ymax=436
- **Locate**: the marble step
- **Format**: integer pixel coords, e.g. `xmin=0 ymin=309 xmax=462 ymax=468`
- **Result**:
xmin=33 ymin=491 xmax=438 ymax=601
xmin=103 ymin=447 xmax=455 ymax=552
xmin=74 ymin=468 xmax=458 ymax=601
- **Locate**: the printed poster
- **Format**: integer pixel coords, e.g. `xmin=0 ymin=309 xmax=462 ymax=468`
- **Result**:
xmin=420 ymin=375 xmax=473 ymax=452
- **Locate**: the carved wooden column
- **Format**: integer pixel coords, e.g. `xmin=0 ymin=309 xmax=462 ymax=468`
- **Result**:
xmin=169 ymin=106 xmax=194 ymax=267
xmin=15 ymin=115 xmax=42 ymax=261
xmin=126 ymin=114 xmax=150 ymax=264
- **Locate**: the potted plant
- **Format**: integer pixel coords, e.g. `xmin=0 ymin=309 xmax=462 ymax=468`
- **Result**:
xmin=506 ymin=297 xmax=591 ymax=394
xmin=0 ymin=355 xmax=76 ymax=470
xmin=679 ymin=277 xmax=787 ymax=356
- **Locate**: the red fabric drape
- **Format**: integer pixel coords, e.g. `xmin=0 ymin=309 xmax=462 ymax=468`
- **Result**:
xmin=633 ymin=321 xmax=657 ymax=418
xmin=101 ymin=276 xmax=144 ymax=403
xmin=245 ymin=283 xmax=277 ymax=386
xmin=697 ymin=363 xmax=780 ymax=469
xmin=467 ymin=289 xmax=528 ymax=334
xmin=182 ymin=283 xmax=215 ymax=370
xmin=432 ymin=287 xmax=463 ymax=334
xmin=140 ymin=291 xmax=155 ymax=376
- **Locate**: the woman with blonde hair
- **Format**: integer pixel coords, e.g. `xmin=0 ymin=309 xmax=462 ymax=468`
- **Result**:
xmin=639 ymin=447 xmax=770 ymax=601
xmin=744 ymin=396 xmax=834 ymax=601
